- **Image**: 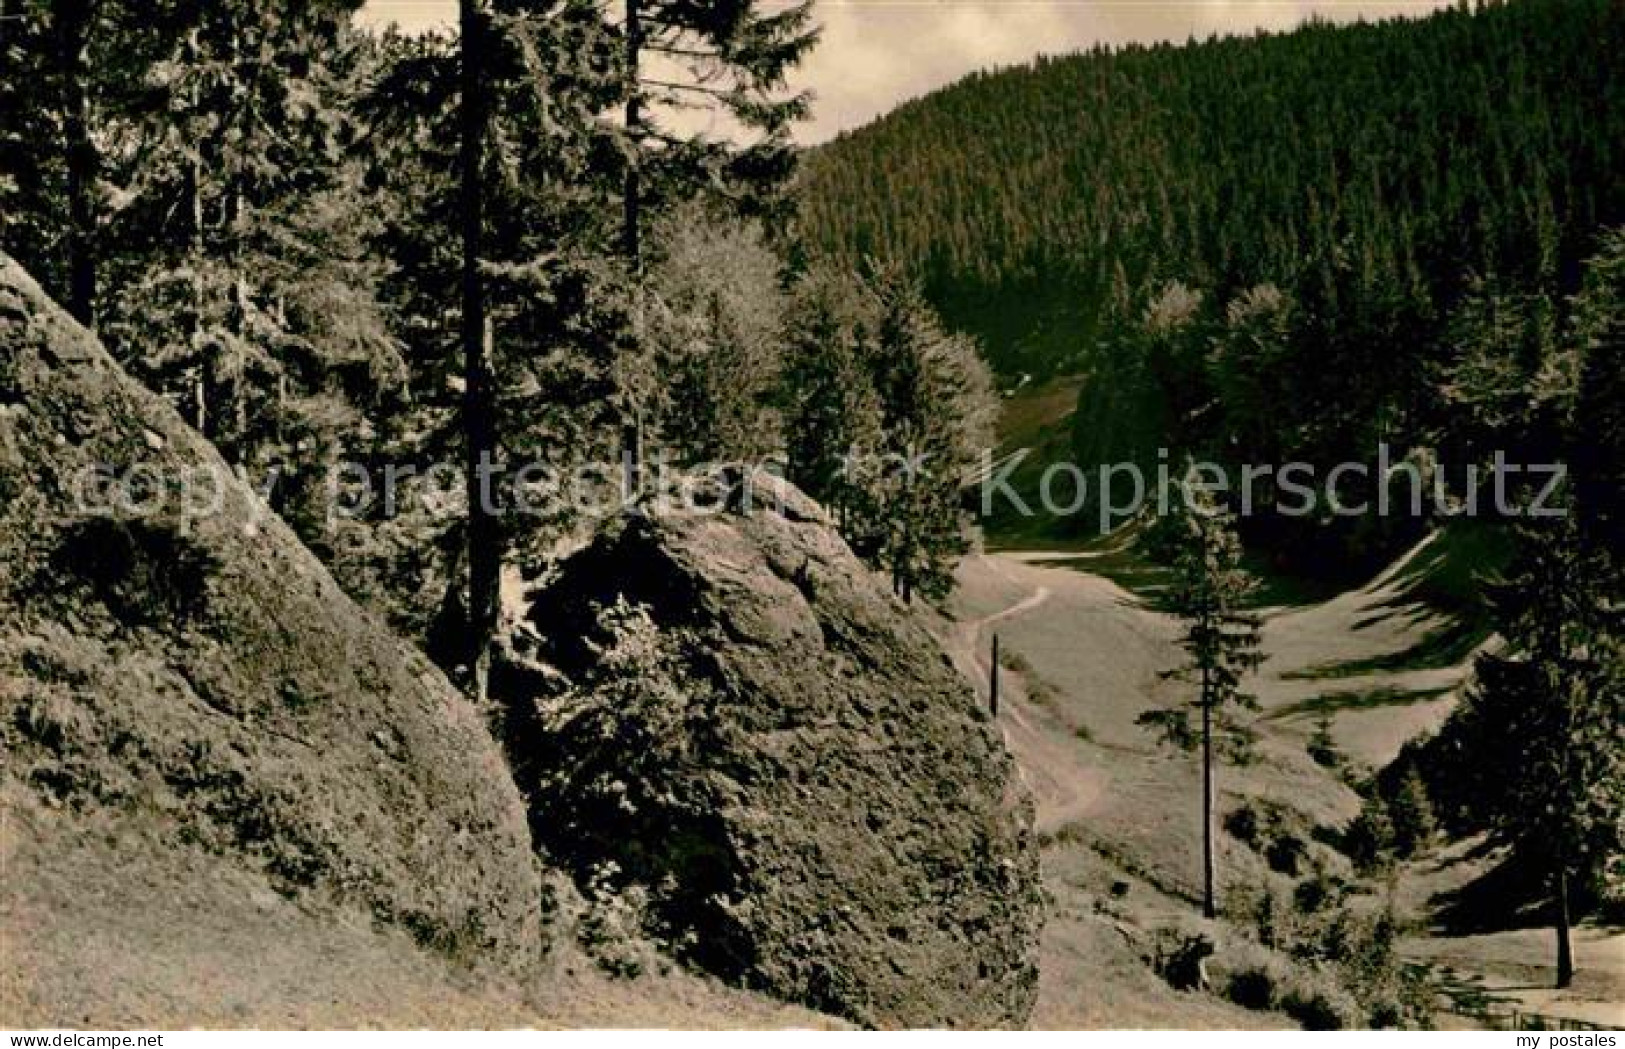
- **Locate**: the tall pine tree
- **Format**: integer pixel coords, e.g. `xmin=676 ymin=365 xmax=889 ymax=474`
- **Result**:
xmin=1465 ymin=506 xmax=1622 ymax=988
xmin=1138 ymin=478 xmax=1265 ymax=918
xmin=612 ymin=0 xmax=817 ymax=487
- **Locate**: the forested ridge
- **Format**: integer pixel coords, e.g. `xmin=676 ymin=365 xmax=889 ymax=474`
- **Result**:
xmin=805 ymin=0 xmax=1624 ymax=579
xmin=803 ymin=0 xmax=1624 ymax=379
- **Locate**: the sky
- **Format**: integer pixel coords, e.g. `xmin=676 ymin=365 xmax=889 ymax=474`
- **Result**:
xmin=355 ymin=1 xmax=1455 ymax=144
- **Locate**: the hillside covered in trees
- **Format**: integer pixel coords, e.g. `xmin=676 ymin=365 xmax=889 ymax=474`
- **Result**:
xmin=804 ymin=0 xmax=1623 ymax=380
xmin=803 ymin=0 xmax=1625 ymax=569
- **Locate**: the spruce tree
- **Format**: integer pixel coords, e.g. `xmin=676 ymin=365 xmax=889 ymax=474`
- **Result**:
xmin=647 ymin=208 xmax=786 ymax=463
xmin=1387 ymin=767 xmax=1437 ymax=859
xmin=55 ymin=0 xmax=96 ymax=327
xmin=613 ymin=0 xmax=818 ymax=487
xmin=1466 ymin=507 xmax=1622 ymax=988
xmin=362 ymin=0 xmax=624 ymax=682
xmin=0 ymin=0 xmax=395 ymax=484
xmin=1137 ymin=478 xmax=1265 ymax=918
xmin=100 ymin=3 xmax=393 ymax=464
xmin=0 ymin=0 xmax=65 ymax=297
xmin=866 ymin=267 xmax=995 ymax=602
xmin=1572 ymin=230 xmax=1625 ymax=568
xmin=457 ymin=0 xmax=500 ymax=701
xmin=782 ymin=265 xmax=884 ymax=535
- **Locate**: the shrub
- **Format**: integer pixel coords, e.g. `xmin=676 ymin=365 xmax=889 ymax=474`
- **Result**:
xmin=998 ymin=648 xmax=1033 ymax=674
xmin=1226 ymin=966 xmax=1278 ymax=1011
xmin=1231 ymin=866 xmax=1431 ymax=1028
xmin=1292 ymin=869 xmax=1346 ymax=914
xmin=1343 ymin=795 xmax=1397 ymax=873
xmin=1225 ymin=803 xmax=1264 ymax=848
xmin=577 ymin=861 xmax=655 ymax=979
xmin=1249 ymin=888 xmax=1286 ymax=950
xmin=1214 ymin=948 xmax=1360 ymax=1030
xmin=1266 ymin=833 xmax=1309 ymax=876
xmin=1226 ymin=798 xmax=1314 ymax=874
xmin=1281 ymin=982 xmax=1360 ymax=1030
xmin=1308 ymin=715 xmax=1344 ymax=769
xmin=1026 ymin=673 xmax=1062 ymax=711
xmin=1387 ymin=768 xmax=1437 ymax=858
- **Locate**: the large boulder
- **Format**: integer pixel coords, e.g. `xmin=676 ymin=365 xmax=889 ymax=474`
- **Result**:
xmin=503 ymin=471 xmax=1043 ymax=1028
xmin=0 ymin=257 xmax=543 ymax=971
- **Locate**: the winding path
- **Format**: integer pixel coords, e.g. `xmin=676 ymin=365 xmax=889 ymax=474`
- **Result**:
xmin=944 ymin=556 xmax=1110 ymax=832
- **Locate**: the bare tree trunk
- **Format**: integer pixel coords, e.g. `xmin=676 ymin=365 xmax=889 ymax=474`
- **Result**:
xmin=622 ymin=0 xmax=641 ymax=287
xmin=222 ymin=20 xmax=249 ymax=455
xmin=58 ymin=0 xmax=97 ymax=329
xmin=460 ymin=0 xmax=499 ymax=702
xmin=185 ymin=29 xmax=207 ymax=435
xmin=1555 ymin=860 xmax=1575 ymax=989
xmin=223 ymin=176 xmax=247 ymax=454
xmin=620 ymin=0 xmax=644 ymax=498
xmin=1201 ymin=662 xmax=1217 ymax=919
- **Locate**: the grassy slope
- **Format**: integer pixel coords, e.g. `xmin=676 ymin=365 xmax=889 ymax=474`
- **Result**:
xmin=944 ymin=541 xmax=1623 ymax=1028
xmin=942 ymin=555 xmax=1337 ymax=1029
xmin=982 ymin=376 xmax=1094 ymax=549
xmin=0 ymin=783 xmax=845 ymax=1030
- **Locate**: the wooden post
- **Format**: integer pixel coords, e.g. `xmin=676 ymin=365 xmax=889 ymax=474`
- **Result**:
xmin=1201 ymin=671 xmax=1217 ymax=919
xmin=990 ymin=634 xmax=1000 ymax=716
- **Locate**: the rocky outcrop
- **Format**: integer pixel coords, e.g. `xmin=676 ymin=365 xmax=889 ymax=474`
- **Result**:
xmin=503 ymin=471 xmax=1043 ymax=1028
xmin=0 ymin=257 xmax=543 ymax=971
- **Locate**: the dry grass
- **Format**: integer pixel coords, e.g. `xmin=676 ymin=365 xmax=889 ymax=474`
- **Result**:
xmin=0 ymin=784 xmax=845 ymax=1030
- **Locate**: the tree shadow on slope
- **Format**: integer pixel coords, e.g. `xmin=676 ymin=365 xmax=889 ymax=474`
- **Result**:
xmin=1281 ymin=620 xmax=1488 ymax=680
xmin=1426 ymin=851 xmax=1554 ymax=936
xmin=1267 ymin=685 xmax=1454 ymax=721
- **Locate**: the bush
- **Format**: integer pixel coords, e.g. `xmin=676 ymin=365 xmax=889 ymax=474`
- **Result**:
xmin=1151 ymin=930 xmax=1216 ymax=991
xmin=1214 ymin=948 xmax=1361 ymax=1030
xmin=1225 ymin=803 xmax=1264 ymax=848
xmin=1387 ymin=768 xmax=1437 ymax=858
xmin=1292 ymin=869 xmax=1346 ymax=914
xmin=1281 ymin=982 xmax=1360 ymax=1030
xmin=1266 ymin=833 xmax=1309 ymax=876
xmin=1308 ymin=715 xmax=1344 ymax=769
xmin=1343 ymin=795 xmax=1397 ymax=873
xmin=1231 ymin=866 xmax=1431 ymax=1028
xmin=1226 ymin=798 xmax=1315 ymax=874
xmin=577 ymin=861 xmax=655 ymax=979
xmin=1025 ymin=673 xmax=1062 ymax=711
xmin=998 ymin=647 xmax=1034 ymax=674
xmin=1227 ymin=966 xmax=1278 ymax=1010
